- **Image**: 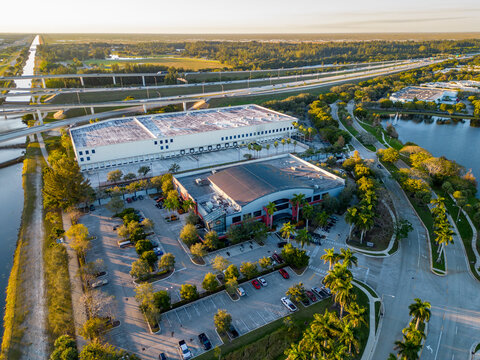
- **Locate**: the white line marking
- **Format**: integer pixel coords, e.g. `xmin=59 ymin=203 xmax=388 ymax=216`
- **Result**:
xmin=210 ymin=298 xmax=217 ymax=309
xmin=194 ymin=303 xmax=201 ymax=316
xmin=202 ymin=300 xmax=208 ymax=311
xmin=184 ymin=307 xmax=191 ymax=319
xmin=434 ymin=330 xmax=443 ymax=360
xmin=257 ymin=311 xmax=267 ymax=324
xmin=417 ymin=229 xmax=421 ymax=267
xmin=175 ymin=310 xmax=182 ymax=324
xmin=241 ymin=318 xmax=250 ymax=331
xmin=165 ymin=313 xmax=172 ymax=327
xmin=455 ymin=326 xmax=458 ymax=334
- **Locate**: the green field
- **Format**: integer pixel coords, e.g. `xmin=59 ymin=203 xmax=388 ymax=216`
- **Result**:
xmin=82 ymin=56 xmax=227 ymax=71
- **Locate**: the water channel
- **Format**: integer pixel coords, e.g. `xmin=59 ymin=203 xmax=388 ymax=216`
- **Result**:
xmin=0 ymin=35 xmax=39 ymax=335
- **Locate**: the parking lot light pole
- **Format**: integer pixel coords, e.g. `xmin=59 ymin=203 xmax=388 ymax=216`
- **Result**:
xmin=380 ymin=294 xmax=395 ymax=317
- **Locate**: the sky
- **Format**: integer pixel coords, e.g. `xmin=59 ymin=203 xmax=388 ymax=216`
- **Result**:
xmin=1 ymin=0 xmax=480 ymax=33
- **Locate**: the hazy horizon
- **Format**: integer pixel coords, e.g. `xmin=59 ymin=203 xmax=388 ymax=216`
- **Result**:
xmin=2 ymin=0 xmax=480 ymax=34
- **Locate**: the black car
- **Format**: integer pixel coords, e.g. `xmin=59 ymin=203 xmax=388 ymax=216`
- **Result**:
xmin=89 ymin=204 xmax=95 ymax=211
xmin=159 ymin=353 xmax=167 ymax=360
xmin=198 ymin=333 xmax=212 ymax=350
xmin=228 ymin=325 xmax=239 ymax=339
xmin=300 ymin=296 xmax=310 ymax=306
xmin=277 ymin=241 xmax=288 ymax=248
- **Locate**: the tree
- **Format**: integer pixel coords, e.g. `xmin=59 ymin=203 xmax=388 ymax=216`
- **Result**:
xmin=314 ymin=211 xmax=329 ymax=228
xmin=295 ymin=228 xmax=312 ymax=248
xmin=106 ymin=195 xmax=124 ymax=214
xmin=130 ymin=259 xmax=151 ymax=280
xmin=81 ymin=290 xmax=115 ymax=319
xmin=240 ymin=261 xmax=258 ymax=279
xmin=190 ymin=242 xmax=207 ymax=258
xmin=154 ymin=290 xmax=171 ymax=311
xmin=65 ymin=224 xmax=90 ymax=257
xmin=378 ymin=148 xmax=399 ymax=163
xmin=266 ymin=202 xmax=277 ymax=229
xmin=274 ymin=141 xmax=279 ymax=154
xmin=282 ymin=243 xmax=310 ymax=268
xmin=138 ymin=166 xmax=150 ymax=178
xmin=280 ymin=221 xmax=296 ymax=242
xmin=141 ymin=250 xmax=158 ymax=270
xmin=126 ymin=181 xmax=141 ymax=196
xmin=408 ymin=298 xmax=431 ymax=330
xmin=169 ymin=163 xmax=180 ymax=173
xmin=123 ymin=172 xmax=136 ymax=181
xmin=344 ymin=303 xmax=367 ymax=329
xmin=394 ymin=336 xmax=422 ymax=360
xmin=302 ymin=203 xmax=314 ymax=229
xmin=340 ymin=321 xmax=360 ymax=355
xmin=180 ymin=284 xmax=198 ymax=301
xmin=180 ymin=223 xmax=198 ymax=246
xmin=141 ymin=218 xmax=154 ymax=231
xmin=81 ymin=317 xmax=105 ymax=341
xmin=50 ymin=335 xmax=78 ymax=360
xmin=224 ymin=264 xmax=239 ymax=281
xmin=204 ymin=230 xmax=220 ymax=250
xmin=150 ymin=176 xmax=163 ymax=192
xmin=286 ymin=282 xmax=305 ymax=303
xmin=79 ymin=342 xmax=140 ymax=360
xmin=292 ymin=193 xmax=306 ymax=222
xmin=202 ymin=273 xmax=219 ymax=292
xmin=258 ymin=256 xmax=272 ymax=269
xmin=158 ymin=253 xmax=175 ymax=271
xmin=182 ymin=198 xmax=196 ymax=213
xmin=395 ymin=219 xmax=413 ymax=240
xmin=338 ymin=248 xmax=358 ymax=268
xmin=225 ymin=276 xmax=238 ymax=295
xmin=212 ymin=255 xmax=230 ymax=273
xmin=321 ymin=248 xmax=339 ymax=270
xmin=107 ymin=169 xmax=123 ymax=183
xmin=135 ymin=239 xmax=153 ymax=255
xmin=214 ymin=309 xmax=232 ymax=334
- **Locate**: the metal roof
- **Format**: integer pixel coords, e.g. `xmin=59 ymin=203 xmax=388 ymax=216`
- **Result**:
xmin=208 ymin=163 xmax=308 ymax=207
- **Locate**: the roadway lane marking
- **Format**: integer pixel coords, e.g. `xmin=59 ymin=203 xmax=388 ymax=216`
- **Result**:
xmin=434 ymin=330 xmax=443 ymax=360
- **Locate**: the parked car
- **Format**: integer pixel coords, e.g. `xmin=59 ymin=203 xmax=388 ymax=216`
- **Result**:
xmin=228 ymin=325 xmax=239 ymax=338
xmin=126 ymin=197 xmax=133 ymax=203
xmin=89 ymin=204 xmax=95 ymax=211
xmin=178 ymin=340 xmax=192 ymax=360
xmin=198 ymin=333 xmax=212 ymax=350
xmin=277 ymin=241 xmax=288 ymax=248
xmin=305 ymin=290 xmax=318 ymax=302
xmin=279 ymin=268 xmax=289 ymax=279
xmin=159 ymin=353 xmax=167 ymax=360
xmin=272 ymin=253 xmax=284 ymax=264
xmin=251 ymin=279 xmax=261 ymax=289
xmin=258 ymin=277 xmax=267 ymax=286
xmin=138 ymin=195 xmax=144 ymax=200
xmin=236 ymin=287 xmax=246 ymax=297
xmin=300 ymin=296 xmax=310 ymax=306
xmin=153 ymin=247 xmax=164 ymax=257
xmin=311 ymin=286 xmax=323 ymax=297
xmin=91 ymin=278 xmax=108 ymax=288
xmin=281 ymin=297 xmax=298 ymax=312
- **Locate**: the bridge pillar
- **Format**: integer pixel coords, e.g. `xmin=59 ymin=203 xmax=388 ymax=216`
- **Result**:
xmin=36 ymin=110 xmax=44 ymax=125
xmin=183 ymin=102 xmax=187 ymax=111
xmin=142 ymin=75 xmax=146 ymax=87
xmin=112 ymin=76 xmax=116 ymax=85
xmin=80 ymin=77 xmax=85 ymax=87
xmin=143 ymin=104 xmax=147 ymax=113
xmin=41 ymin=78 xmax=46 ymax=88
xmin=90 ymin=107 xmax=94 ymax=115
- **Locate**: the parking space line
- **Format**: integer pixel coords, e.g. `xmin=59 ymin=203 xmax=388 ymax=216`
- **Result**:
xmin=202 ymin=300 xmax=209 ymax=311
xmin=210 ymin=298 xmax=217 ymax=309
xmin=256 ymin=311 xmax=267 ymax=324
xmin=240 ymin=318 xmax=250 ymax=331
xmin=165 ymin=313 xmax=172 ymax=327
xmin=194 ymin=303 xmax=201 ymax=316
xmin=217 ymin=294 xmax=226 ymax=306
xmin=248 ymin=313 xmax=259 ymax=327
xmin=184 ymin=307 xmax=191 ymax=319
xmin=175 ymin=310 xmax=182 ymax=324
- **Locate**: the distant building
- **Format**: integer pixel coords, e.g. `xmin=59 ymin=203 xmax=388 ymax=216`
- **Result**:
xmin=69 ymin=104 xmax=297 ymax=171
xmin=174 ymin=154 xmax=345 ymax=234
xmin=389 ymin=86 xmax=458 ymax=104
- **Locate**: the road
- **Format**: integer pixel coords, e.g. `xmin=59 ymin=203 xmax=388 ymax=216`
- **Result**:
xmin=331 ymin=103 xmax=480 ymax=359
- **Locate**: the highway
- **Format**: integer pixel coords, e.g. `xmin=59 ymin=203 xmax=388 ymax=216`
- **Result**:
xmin=0 ymin=58 xmax=441 ymax=143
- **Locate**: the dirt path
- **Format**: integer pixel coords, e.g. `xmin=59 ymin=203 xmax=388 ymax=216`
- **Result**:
xmin=20 ymin=164 xmax=48 ymax=360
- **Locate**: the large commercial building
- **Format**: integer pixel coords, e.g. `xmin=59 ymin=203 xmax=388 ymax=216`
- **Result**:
xmin=70 ymin=105 xmax=297 ymax=171
xmin=389 ymin=86 xmax=458 ymax=104
xmin=174 ymin=154 xmax=345 ymax=234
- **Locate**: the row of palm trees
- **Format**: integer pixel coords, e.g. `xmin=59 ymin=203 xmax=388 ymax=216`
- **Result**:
xmin=285 ymin=247 xmax=366 ymax=360
xmin=389 ymin=298 xmax=431 ymax=360
xmin=345 ymin=172 xmax=378 ymax=244
xmin=430 ymin=197 xmax=455 ymax=263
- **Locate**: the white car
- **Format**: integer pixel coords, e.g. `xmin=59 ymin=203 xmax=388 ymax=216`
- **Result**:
xmin=281 ymin=297 xmax=298 ymax=312
xmin=91 ymin=278 xmax=108 ymax=288
xmin=258 ymin=277 xmax=267 ymax=286
xmin=236 ymin=287 xmax=246 ymax=297
xmin=178 ymin=340 xmax=192 ymax=360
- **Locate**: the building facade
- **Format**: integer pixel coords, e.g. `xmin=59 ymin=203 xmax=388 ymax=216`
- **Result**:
xmin=69 ymin=105 xmax=297 ymax=171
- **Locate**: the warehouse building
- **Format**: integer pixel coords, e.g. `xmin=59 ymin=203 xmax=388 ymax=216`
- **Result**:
xmin=389 ymin=86 xmax=458 ymax=104
xmin=70 ymin=105 xmax=297 ymax=171
xmin=174 ymin=154 xmax=345 ymax=234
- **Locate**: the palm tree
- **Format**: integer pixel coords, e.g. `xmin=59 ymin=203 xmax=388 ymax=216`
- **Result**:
xmin=182 ymin=198 xmax=195 ymax=213
xmin=333 ymin=279 xmax=355 ymax=318
xmin=344 ymin=303 xmax=367 ymax=329
xmin=281 ymin=138 xmax=286 ymax=152
xmin=274 ymin=141 xmax=279 ymax=154
xmin=292 ymin=193 xmax=306 ymax=222
xmin=265 ymin=202 xmax=277 ymax=229
xmin=280 ymin=222 xmax=296 ymax=242
xmin=356 ymin=208 xmax=375 ymax=244
xmin=408 ymin=298 xmax=431 ymax=330
xmin=340 ymin=322 xmax=360 ymax=355
xmin=339 ymin=248 xmax=358 ymax=268
xmin=293 ymin=140 xmax=297 ymax=153
xmin=345 ymin=207 xmax=358 ymax=240
xmin=388 ymin=354 xmax=398 ymax=360
xmin=295 ymin=228 xmax=312 ymax=248
xmin=285 ymin=343 xmax=310 ymax=360
xmin=321 ymin=248 xmax=339 ymax=270
xmin=314 ymin=211 xmax=329 ymax=228
xmin=266 ymin=143 xmax=270 ymax=156
xmin=402 ymin=323 xmax=426 ymax=344
xmin=302 ymin=203 xmax=314 ymax=230
xmin=394 ymin=336 xmax=421 ymax=360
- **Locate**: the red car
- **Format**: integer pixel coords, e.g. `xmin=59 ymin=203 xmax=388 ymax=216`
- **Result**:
xmin=272 ymin=253 xmax=284 ymax=264
xmin=305 ymin=290 xmax=317 ymax=302
xmin=279 ymin=268 xmax=289 ymax=279
xmin=251 ymin=279 xmax=261 ymax=289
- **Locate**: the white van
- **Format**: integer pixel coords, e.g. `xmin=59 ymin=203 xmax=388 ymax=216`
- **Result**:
xmin=236 ymin=287 xmax=246 ymax=297
xmin=117 ymin=240 xmax=131 ymax=248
